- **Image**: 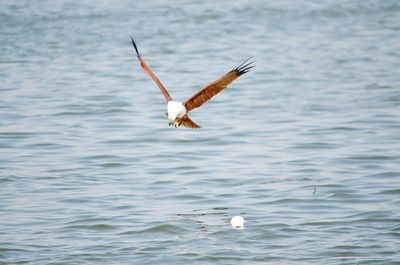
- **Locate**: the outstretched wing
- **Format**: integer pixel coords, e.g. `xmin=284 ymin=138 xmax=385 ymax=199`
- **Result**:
xmin=184 ymin=58 xmax=254 ymax=112
xmin=131 ymin=37 xmax=173 ymax=102
xmin=181 ymin=115 xmax=201 ymax=129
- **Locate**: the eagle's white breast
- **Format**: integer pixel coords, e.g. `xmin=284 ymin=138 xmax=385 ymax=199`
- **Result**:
xmin=167 ymin=101 xmax=187 ymax=123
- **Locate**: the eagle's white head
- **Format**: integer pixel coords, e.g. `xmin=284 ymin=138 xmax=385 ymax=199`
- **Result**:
xmin=167 ymin=101 xmax=187 ymax=127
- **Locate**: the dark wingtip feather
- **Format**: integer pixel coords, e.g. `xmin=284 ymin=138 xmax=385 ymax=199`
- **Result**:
xmin=131 ymin=36 xmax=140 ymax=56
xmin=236 ymin=58 xmax=255 ymax=76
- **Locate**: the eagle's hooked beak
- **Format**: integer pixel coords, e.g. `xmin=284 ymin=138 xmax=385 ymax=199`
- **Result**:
xmin=174 ymin=119 xmax=182 ymax=128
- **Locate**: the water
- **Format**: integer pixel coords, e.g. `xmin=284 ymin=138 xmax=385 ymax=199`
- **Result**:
xmin=1 ymin=1 xmax=400 ymax=264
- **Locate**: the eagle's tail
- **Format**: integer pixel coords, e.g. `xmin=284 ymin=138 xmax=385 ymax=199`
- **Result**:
xmin=181 ymin=115 xmax=201 ymax=129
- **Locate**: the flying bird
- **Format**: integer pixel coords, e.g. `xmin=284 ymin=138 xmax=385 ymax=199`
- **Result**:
xmin=131 ymin=37 xmax=254 ymax=129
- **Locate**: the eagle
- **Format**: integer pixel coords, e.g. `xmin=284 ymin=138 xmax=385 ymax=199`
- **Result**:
xmin=131 ymin=37 xmax=254 ymax=129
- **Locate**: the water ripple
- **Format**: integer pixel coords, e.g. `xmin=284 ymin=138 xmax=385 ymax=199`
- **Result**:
xmin=1 ymin=0 xmax=400 ymax=264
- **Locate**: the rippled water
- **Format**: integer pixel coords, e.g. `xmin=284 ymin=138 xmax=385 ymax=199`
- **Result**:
xmin=1 ymin=1 xmax=400 ymax=264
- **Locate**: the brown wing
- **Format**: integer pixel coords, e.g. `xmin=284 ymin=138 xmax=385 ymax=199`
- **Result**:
xmin=184 ymin=58 xmax=254 ymax=112
xmin=131 ymin=37 xmax=173 ymax=102
xmin=181 ymin=115 xmax=201 ymax=129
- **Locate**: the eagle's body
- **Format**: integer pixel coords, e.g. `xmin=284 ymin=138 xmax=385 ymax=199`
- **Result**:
xmin=131 ymin=37 xmax=253 ymax=129
xmin=167 ymin=101 xmax=187 ymax=127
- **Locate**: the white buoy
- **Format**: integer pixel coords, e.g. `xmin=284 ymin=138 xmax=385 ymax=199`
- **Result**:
xmin=231 ymin=216 xmax=245 ymax=229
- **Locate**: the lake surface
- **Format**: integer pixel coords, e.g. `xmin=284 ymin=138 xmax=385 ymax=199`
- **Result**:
xmin=1 ymin=1 xmax=400 ymax=264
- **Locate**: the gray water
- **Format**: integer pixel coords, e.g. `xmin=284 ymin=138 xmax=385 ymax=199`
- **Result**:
xmin=1 ymin=1 xmax=400 ymax=264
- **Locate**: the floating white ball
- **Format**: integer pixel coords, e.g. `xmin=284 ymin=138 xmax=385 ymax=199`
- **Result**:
xmin=230 ymin=216 xmax=245 ymax=229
